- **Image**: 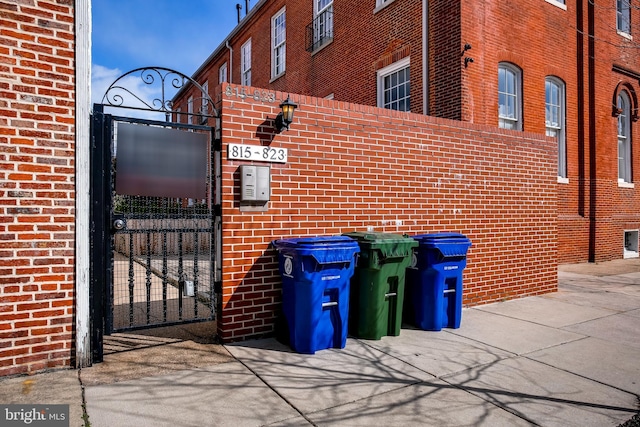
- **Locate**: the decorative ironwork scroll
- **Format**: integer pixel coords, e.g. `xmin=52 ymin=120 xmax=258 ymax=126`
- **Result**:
xmin=100 ymin=66 xmax=218 ymax=119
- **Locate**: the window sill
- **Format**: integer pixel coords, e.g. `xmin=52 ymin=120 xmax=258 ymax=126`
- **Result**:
xmin=374 ymin=0 xmax=395 ymax=14
xmin=310 ymin=38 xmax=333 ymax=56
xmin=269 ymin=72 xmax=285 ymax=84
xmin=545 ymin=0 xmax=567 ymax=10
xmin=558 ymin=176 xmax=569 ymax=184
xmin=617 ymin=30 xmax=633 ymax=40
xmin=618 ymin=181 xmax=634 ymax=188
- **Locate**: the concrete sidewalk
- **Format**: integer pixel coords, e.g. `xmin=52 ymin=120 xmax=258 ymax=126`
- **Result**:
xmin=1 ymin=262 xmax=639 ymax=426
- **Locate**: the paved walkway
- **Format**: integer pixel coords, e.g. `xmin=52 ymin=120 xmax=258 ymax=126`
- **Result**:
xmin=1 ymin=261 xmax=639 ymax=426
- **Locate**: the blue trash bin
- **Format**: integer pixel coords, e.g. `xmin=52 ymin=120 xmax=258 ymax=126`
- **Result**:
xmin=273 ymin=236 xmax=360 ymax=354
xmin=405 ymin=233 xmax=471 ymax=331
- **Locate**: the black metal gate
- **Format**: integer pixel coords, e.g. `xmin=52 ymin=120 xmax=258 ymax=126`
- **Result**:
xmin=89 ymin=68 xmax=221 ymax=363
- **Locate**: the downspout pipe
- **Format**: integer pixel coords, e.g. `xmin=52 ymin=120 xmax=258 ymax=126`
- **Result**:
xmin=423 ymin=0 xmax=429 ymax=115
xmin=226 ymin=41 xmax=233 ymax=84
xmin=587 ymin=0 xmax=596 ymax=262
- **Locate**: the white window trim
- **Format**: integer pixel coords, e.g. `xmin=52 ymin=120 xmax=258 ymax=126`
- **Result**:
xmin=315 ymin=0 xmax=333 ymax=15
xmin=624 ymin=230 xmax=639 ymax=258
xmin=545 ymin=0 xmax=567 ymax=10
xmin=617 ymin=0 xmax=632 ymax=38
xmin=271 ymin=7 xmax=286 ymax=80
xmin=219 ymin=62 xmax=228 ymax=84
xmin=376 ymin=57 xmax=410 ymax=111
xmin=618 ymin=30 xmax=633 ymax=40
xmin=187 ymin=95 xmax=193 ymax=125
xmin=374 ymin=0 xmax=395 ymax=13
xmin=201 ymin=81 xmax=208 ymax=116
xmin=546 ymin=77 xmax=566 ymax=179
xmin=312 ymin=0 xmax=333 ymax=51
xmin=618 ymin=91 xmax=632 ymax=184
xmin=241 ymin=39 xmax=252 ymax=86
xmin=498 ymin=63 xmax=522 ymax=131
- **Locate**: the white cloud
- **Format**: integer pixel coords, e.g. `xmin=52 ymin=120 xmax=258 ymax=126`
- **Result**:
xmin=91 ymin=64 xmax=174 ymax=121
xmin=91 ymin=64 xmax=122 ymax=105
xmin=90 ymin=1 xmax=241 ymax=120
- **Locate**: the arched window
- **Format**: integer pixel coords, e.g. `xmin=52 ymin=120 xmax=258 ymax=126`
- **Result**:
xmin=546 ymin=77 xmax=566 ymax=179
xmin=498 ymin=63 xmax=522 ymax=130
xmin=618 ymin=90 xmax=632 ymax=183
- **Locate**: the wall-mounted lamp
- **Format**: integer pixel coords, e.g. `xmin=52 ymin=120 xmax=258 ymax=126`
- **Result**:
xmin=462 ymin=43 xmax=474 ymax=68
xmin=275 ymin=96 xmax=298 ymax=132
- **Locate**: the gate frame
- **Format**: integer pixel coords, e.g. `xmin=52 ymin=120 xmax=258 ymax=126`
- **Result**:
xmin=89 ymin=67 xmax=222 ymax=363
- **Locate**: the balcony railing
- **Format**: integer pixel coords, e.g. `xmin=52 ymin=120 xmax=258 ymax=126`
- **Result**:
xmin=305 ymin=10 xmax=333 ymax=52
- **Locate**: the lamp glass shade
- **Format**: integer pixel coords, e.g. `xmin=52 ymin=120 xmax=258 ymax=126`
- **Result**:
xmin=279 ymin=97 xmax=297 ymax=124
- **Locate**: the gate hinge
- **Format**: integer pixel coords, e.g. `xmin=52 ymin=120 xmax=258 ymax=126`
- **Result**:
xmin=213 ymin=204 xmax=222 ymax=216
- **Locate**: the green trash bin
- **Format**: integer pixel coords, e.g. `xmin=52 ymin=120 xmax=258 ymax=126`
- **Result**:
xmin=343 ymin=232 xmax=418 ymax=340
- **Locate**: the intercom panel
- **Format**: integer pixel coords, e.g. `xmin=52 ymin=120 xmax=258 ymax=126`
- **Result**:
xmin=240 ymin=165 xmax=270 ymax=202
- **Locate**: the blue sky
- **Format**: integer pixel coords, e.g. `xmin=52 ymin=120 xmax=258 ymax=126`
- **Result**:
xmin=91 ymin=0 xmax=248 ymax=107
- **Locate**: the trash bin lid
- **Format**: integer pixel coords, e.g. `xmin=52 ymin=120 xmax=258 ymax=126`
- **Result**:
xmin=414 ymin=232 xmax=467 ymax=241
xmin=412 ymin=233 xmax=471 ymax=257
xmin=343 ymin=232 xmax=418 ymax=258
xmin=273 ymin=236 xmax=360 ymax=264
xmin=274 ymin=235 xmax=356 ymax=247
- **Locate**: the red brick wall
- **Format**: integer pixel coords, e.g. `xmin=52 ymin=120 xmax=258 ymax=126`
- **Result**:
xmin=0 ymin=0 xmax=75 ymax=376
xmin=457 ymin=0 xmax=640 ymax=263
xmin=187 ymin=0 xmax=640 ymax=265
xmin=194 ymin=0 xmax=424 ymax=112
xmin=217 ymin=83 xmax=557 ymax=342
xmin=429 ymin=0 xmax=462 ymax=120
xmin=588 ymin=0 xmax=640 ymax=262
xmin=457 ymin=1 xmax=588 ymax=264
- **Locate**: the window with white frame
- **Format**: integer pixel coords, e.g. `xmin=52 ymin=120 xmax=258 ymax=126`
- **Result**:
xmin=219 ymin=62 xmax=227 ymax=84
xmin=313 ymin=0 xmax=333 ymax=50
xmin=187 ymin=95 xmax=193 ymax=125
xmin=272 ymin=8 xmax=286 ymax=78
xmin=546 ymin=77 xmax=566 ymax=179
xmin=173 ymin=107 xmax=181 ymax=123
xmin=376 ymin=0 xmax=393 ymax=7
xmin=377 ymin=57 xmax=410 ymax=112
xmin=498 ymin=63 xmax=522 ymax=130
xmin=545 ymin=0 xmax=567 ymax=10
xmin=617 ymin=0 xmax=631 ymax=35
xmin=201 ymin=81 xmax=208 ymax=117
xmin=241 ymin=39 xmax=252 ymax=86
xmin=618 ymin=90 xmax=632 ymax=183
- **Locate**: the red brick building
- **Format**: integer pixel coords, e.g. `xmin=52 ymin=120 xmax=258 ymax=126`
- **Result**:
xmin=181 ymin=0 xmax=640 ymax=264
xmin=172 ymin=0 xmax=565 ymax=342
xmin=0 ymin=0 xmax=83 ymax=376
xmin=0 ymin=0 xmax=636 ymax=376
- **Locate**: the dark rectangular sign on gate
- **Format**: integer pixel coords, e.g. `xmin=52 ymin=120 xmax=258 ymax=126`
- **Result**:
xmin=115 ymin=122 xmax=208 ymax=199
